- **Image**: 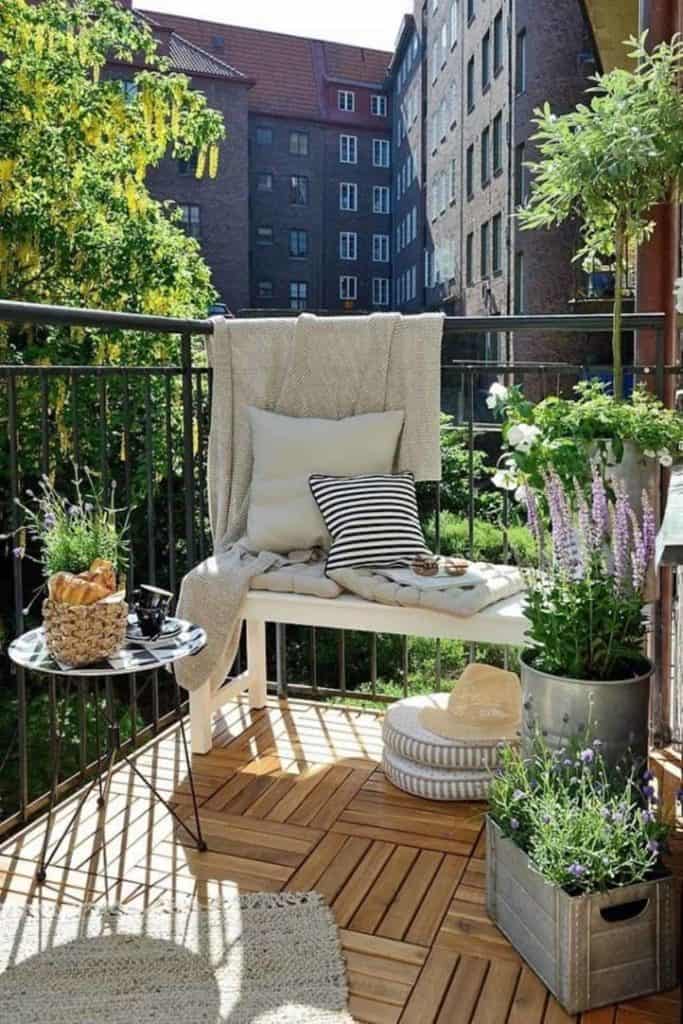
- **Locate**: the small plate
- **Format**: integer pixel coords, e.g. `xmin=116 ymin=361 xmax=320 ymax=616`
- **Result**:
xmin=126 ymin=617 xmax=181 ymax=645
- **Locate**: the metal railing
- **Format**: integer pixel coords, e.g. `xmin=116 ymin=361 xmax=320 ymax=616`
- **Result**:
xmin=0 ymin=299 xmax=674 ymax=837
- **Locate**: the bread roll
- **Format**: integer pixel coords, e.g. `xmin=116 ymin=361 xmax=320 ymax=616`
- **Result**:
xmin=48 ymin=572 xmax=111 ymax=606
xmin=84 ymin=558 xmax=116 ymax=593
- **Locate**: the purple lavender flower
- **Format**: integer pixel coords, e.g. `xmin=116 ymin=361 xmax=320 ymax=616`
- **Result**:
xmin=641 ymin=490 xmax=656 ymax=571
xmin=509 ymin=818 xmax=520 ymax=831
xmin=563 ymin=758 xmax=573 ymax=767
xmin=677 ymin=788 xmax=683 ymax=808
xmin=642 ymin=770 xmax=654 ymax=783
xmin=524 ymin=485 xmax=543 ymax=551
xmin=568 ymin=863 xmax=585 ymax=878
xmin=12 ymin=546 xmax=24 ymax=559
xmin=43 ymin=512 xmax=56 ymax=529
xmin=641 ymin=810 xmax=654 ymax=824
xmin=68 ymin=505 xmax=80 ymax=518
xmin=575 ymin=483 xmax=596 ymax=558
xmin=601 ymin=807 xmax=611 ymax=820
xmin=646 ymin=839 xmax=660 ymax=856
xmin=591 ymin=469 xmax=609 ymax=544
xmin=580 ymin=748 xmax=594 ymax=765
xmin=642 ymin=784 xmax=656 ymax=800
xmin=611 ymin=483 xmax=631 ymax=590
xmin=546 ymin=472 xmax=582 ymax=578
xmin=512 ymin=789 xmax=525 ymax=801
xmin=541 ymin=813 xmax=551 ymax=824
xmin=629 ymin=507 xmax=648 ymax=591
xmin=612 ymin=810 xmax=624 ymax=824
xmin=84 ymin=502 xmax=94 ymax=514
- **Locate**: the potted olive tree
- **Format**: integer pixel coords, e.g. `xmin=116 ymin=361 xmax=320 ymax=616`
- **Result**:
xmin=519 ymin=471 xmax=655 ymax=765
xmin=487 ymin=736 xmax=678 ymax=1014
xmin=518 ymin=34 xmax=683 ymax=400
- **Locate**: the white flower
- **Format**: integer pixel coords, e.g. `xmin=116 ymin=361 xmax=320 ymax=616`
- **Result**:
xmin=514 ymin=486 xmax=528 ymax=504
xmin=644 ymin=449 xmax=656 ymax=459
xmin=486 ymin=381 xmax=509 ymax=410
xmin=493 ymin=468 xmax=519 ymax=491
xmin=508 ymin=423 xmax=542 ymax=454
xmin=659 ymin=449 xmax=673 ymax=467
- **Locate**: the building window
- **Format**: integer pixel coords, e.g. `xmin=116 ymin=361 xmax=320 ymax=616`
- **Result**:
xmin=480 ymin=220 xmax=490 ymax=278
xmin=372 ymin=277 xmax=390 ymax=307
xmin=257 ymin=280 xmax=273 ymax=299
xmin=119 ymin=79 xmax=138 ymax=102
xmin=449 ymin=80 xmax=458 ymax=126
xmin=440 ymin=22 xmax=448 ymax=64
xmin=289 ymin=281 xmax=308 ymax=310
xmin=514 ymin=142 xmax=528 ymax=206
xmin=492 ymin=212 xmax=503 ymax=274
xmin=289 ymin=229 xmax=309 ymax=258
xmin=373 ymin=234 xmax=390 ymax=262
xmin=256 ymin=172 xmax=273 ymax=191
xmin=439 ymin=98 xmax=448 ymax=140
xmin=466 ymin=144 xmax=474 ymax=198
xmin=373 ymin=185 xmax=390 ymax=214
xmin=371 ymin=94 xmax=388 ymax=117
xmin=431 ymin=40 xmax=439 ymax=83
xmin=289 ymin=175 xmax=309 ymax=205
xmin=339 ymin=182 xmax=358 ymax=211
xmin=178 ymin=154 xmax=198 ymax=176
xmin=411 ymin=205 xmax=417 ymax=240
xmin=516 ymin=29 xmax=527 ymax=94
xmin=467 ymin=56 xmax=475 ymax=112
xmin=340 ymin=134 xmax=358 ymax=164
xmin=493 ymin=9 xmax=504 ymax=74
xmin=466 ymin=232 xmax=474 ymax=284
xmin=256 ymin=226 xmax=273 ymax=245
xmin=339 ymin=275 xmax=358 ymax=300
xmin=514 ymin=251 xmax=524 ymax=312
xmin=449 ymin=0 xmax=458 ymax=48
xmin=439 ymin=170 xmax=448 ymax=213
xmin=482 ymin=30 xmax=491 ymax=91
xmin=339 ymin=231 xmax=358 ymax=260
xmin=178 ymin=203 xmax=200 ymax=238
xmin=338 ymin=89 xmax=355 ymax=111
xmin=289 ymin=130 xmax=309 ymax=156
xmin=373 ymin=139 xmax=391 ymax=167
xmin=449 ymin=158 xmax=457 ymax=203
xmin=255 ymin=126 xmax=272 ymax=145
xmin=467 ymin=0 xmax=475 ymax=22
xmin=481 ymin=126 xmax=490 ymax=187
xmin=493 ymin=112 xmax=503 ymax=174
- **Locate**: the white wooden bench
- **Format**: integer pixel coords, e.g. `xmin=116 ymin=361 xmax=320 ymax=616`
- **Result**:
xmin=189 ymin=590 xmax=530 ymax=753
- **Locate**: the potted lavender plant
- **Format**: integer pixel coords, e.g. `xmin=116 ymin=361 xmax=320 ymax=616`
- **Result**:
xmin=520 ymin=470 xmax=655 ymax=766
xmin=487 ymin=736 xmax=679 ymax=1014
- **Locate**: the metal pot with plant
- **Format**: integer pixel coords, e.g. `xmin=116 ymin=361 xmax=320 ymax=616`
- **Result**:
xmin=518 ymin=470 xmax=656 ymax=766
xmin=486 ymin=734 xmax=679 ymax=1014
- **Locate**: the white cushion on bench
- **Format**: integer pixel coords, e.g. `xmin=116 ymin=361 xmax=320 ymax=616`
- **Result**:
xmin=382 ymin=747 xmax=490 ymax=801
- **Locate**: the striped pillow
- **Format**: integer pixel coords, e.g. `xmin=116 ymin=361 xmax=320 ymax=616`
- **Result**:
xmin=309 ymin=472 xmax=430 ymax=574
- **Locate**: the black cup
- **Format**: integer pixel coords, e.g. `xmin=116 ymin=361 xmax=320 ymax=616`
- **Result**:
xmin=132 ymin=585 xmax=173 ymax=639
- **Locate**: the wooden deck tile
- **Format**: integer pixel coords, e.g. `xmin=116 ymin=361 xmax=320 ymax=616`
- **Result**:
xmin=0 ymin=697 xmax=680 ymax=1024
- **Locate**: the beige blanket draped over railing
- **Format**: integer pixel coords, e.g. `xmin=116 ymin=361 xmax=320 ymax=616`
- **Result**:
xmin=176 ymin=312 xmax=444 ymax=694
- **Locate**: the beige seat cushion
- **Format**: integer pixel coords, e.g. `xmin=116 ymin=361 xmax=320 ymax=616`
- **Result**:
xmin=246 ymin=407 xmax=405 ymax=554
xmin=382 ymin=748 xmax=490 ymax=801
xmin=250 ymin=561 xmax=342 ymax=599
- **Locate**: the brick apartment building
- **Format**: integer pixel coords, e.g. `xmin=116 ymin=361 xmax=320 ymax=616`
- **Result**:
xmin=124 ymin=1 xmax=593 ymax=333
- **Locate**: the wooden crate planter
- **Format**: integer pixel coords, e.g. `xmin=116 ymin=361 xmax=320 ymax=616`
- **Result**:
xmin=486 ymin=817 xmax=679 ymax=1014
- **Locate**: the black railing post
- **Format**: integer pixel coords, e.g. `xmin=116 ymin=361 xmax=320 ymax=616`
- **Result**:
xmin=180 ymin=332 xmax=196 ymax=569
xmin=7 ymin=370 xmax=28 ymax=820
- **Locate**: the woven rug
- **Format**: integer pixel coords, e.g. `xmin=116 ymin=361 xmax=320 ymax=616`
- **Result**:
xmin=0 ymin=892 xmax=353 ymax=1023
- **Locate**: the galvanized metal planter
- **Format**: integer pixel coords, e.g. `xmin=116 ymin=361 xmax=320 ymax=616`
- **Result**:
xmin=520 ymin=654 xmax=652 ymax=767
xmin=486 ymin=817 xmax=679 ymax=1015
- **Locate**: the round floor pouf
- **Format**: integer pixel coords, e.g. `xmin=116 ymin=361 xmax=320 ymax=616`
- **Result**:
xmin=382 ymin=693 xmax=506 ymax=772
xmin=382 ymin=747 xmax=491 ymax=801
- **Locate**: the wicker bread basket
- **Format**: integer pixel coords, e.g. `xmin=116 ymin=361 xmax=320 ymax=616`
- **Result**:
xmin=42 ymin=598 xmax=128 ymax=667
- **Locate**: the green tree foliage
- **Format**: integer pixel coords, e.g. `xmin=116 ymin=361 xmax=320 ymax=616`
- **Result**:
xmin=0 ymin=0 xmax=225 ymax=349
xmin=519 ymin=34 xmax=683 ymax=399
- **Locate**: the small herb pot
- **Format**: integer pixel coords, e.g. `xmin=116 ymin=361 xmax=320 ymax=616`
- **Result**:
xmin=486 ymin=817 xmax=679 ymax=1015
xmin=520 ymin=652 xmax=653 ymax=767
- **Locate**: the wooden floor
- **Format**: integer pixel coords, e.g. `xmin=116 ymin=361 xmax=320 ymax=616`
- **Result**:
xmin=0 ymin=696 xmax=680 ymax=1024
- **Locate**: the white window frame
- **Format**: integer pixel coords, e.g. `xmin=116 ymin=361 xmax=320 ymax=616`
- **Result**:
xmin=339 ymin=275 xmax=358 ymax=300
xmin=371 ymin=94 xmax=387 ymax=117
xmin=339 ymin=231 xmax=358 ymax=261
xmin=339 ymin=182 xmax=358 ymax=211
xmin=339 ymin=134 xmax=358 ymax=164
xmin=372 ymin=139 xmax=390 ymax=168
xmin=373 ymin=277 xmax=390 ymax=307
xmin=338 ymin=89 xmax=356 ymax=112
xmin=373 ymin=233 xmax=390 ymax=263
xmin=373 ymin=185 xmax=390 ymax=214
xmin=449 ymin=0 xmax=458 ymax=48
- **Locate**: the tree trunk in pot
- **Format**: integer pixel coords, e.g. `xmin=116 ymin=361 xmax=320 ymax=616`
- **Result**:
xmin=520 ymin=654 xmax=652 ymax=767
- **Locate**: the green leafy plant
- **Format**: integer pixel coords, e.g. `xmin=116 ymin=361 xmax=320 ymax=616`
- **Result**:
xmin=487 ymin=380 xmax=683 ymax=497
xmin=519 ymin=34 xmax=683 ymax=399
xmin=489 ymin=735 xmax=670 ymax=895
xmin=12 ymin=467 xmax=130 ymax=578
xmin=522 ymin=470 xmax=654 ymax=681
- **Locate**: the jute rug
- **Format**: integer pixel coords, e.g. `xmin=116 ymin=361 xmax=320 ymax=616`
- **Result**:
xmin=0 ymin=892 xmax=353 ymax=1023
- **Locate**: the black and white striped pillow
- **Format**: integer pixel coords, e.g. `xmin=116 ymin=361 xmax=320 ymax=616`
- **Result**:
xmin=309 ymin=472 xmax=430 ymax=573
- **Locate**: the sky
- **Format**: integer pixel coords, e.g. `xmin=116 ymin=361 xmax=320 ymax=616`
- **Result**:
xmin=137 ymin=0 xmax=409 ymax=52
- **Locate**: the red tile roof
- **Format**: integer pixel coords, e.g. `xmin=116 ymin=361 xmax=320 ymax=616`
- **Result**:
xmin=138 ymin=10 xmax=391 ymax=120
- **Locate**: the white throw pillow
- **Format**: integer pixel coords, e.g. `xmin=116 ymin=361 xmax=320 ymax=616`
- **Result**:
xmin=246 ymin=407 xmax=405 ymax=554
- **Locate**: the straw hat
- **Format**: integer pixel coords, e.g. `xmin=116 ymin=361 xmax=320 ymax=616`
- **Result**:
xmin=418 ymin=663 xmax=522 ymax=742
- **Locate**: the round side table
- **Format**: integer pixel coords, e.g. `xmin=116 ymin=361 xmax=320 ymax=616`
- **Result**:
xmin=9 ymin=618 xmax=208 ymax=891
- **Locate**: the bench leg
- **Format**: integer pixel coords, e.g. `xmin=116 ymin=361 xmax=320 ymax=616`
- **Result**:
xmin=189 ymin=682 xmax=213 ymax=755
xmin=247 ymin=619 xmax=268 ymax=709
